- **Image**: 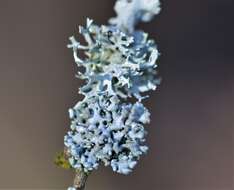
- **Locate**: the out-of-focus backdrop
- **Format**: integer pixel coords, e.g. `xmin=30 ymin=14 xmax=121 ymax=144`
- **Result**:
xmin=0 ymin=0 xmax=233 ymax=189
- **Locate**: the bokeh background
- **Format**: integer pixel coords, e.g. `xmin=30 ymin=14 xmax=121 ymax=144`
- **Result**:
xmin=0 ymin=0 xmax=233 ymax=189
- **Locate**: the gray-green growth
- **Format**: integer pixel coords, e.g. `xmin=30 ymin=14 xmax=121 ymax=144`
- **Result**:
xmin=64 ymin=0 xmax=161 ymax=189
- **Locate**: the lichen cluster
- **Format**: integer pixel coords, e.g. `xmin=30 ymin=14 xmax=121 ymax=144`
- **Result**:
xmin=63 ymin=0 xmax=161 ymax=183
xmin=65 ymin=94 xmax=150 ymax=174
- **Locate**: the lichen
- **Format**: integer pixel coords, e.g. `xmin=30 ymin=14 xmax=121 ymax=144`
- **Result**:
xmin=62 ymin=0 xmax=161 ymax=189
xmin=109 ymin=0 xmax=161 ymax=33
xmin=65 ymin=95 xmax=150 ymax=174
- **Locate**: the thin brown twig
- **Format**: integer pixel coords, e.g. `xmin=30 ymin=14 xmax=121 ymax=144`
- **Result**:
xmin=64 ymin=147 xmax=89 ymax=190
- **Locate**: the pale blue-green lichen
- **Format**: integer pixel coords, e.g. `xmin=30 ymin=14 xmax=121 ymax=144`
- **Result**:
xmin=67 ymin=19 xmax=160 ymax=101
xmin=65 ymin=95 xmax=150 ymax=174
xmin=64 ymin=0 xmax=161 ymax=180
xmin=110 ymin=0 xmax=161 ymax=33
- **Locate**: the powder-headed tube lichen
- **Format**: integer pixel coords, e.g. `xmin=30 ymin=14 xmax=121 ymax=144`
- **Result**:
xmin=62 ymin=0 xmax=161 ymax=189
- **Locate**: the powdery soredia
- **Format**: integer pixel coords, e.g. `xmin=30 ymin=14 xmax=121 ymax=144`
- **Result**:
xmin=109 ymin=0 xmax=161 ymax=33
xmin=65 ymin=95 xmax=150 ymax=174
xmin=63 ymin=0 xmax=161 ymax=190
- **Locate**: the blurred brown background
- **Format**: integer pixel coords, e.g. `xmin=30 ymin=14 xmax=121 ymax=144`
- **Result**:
xmin=0 ymin=0 xmax=233 ymax=189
